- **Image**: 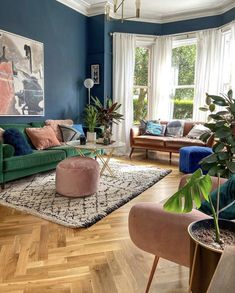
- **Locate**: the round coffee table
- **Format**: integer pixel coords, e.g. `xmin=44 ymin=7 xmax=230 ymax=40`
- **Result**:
xmin=66 ymin=141 xmax=125 ymax=177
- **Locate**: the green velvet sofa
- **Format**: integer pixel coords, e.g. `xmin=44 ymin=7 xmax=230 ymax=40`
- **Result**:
xmin=0 ymin=122 xmax=95 ymax=188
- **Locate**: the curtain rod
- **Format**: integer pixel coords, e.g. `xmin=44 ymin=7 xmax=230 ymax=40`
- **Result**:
xmin=109 ymin=19 xmax=234 ymax=38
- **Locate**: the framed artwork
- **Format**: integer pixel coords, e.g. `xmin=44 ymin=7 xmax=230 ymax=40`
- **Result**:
xmin=91 ymin=64 xmax=100 ymax=85
xmin=0 ymin=29 xmax=44 ymax=116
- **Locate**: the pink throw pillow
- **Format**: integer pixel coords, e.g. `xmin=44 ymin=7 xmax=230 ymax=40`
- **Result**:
xmin=26 ymin=126 xmax=61 ymax=150
xmin=45 ymin=119 xmax=73 ymax=142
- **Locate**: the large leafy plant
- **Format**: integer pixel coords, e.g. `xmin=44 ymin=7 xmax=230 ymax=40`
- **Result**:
xmin=92 ymin=97 xmax=124 ymax=127
xmin=163 ymin=169 xmax=222 ymax=243
xmin=164 ymin=90 xmax=235 ymax=244
xmin=199 ymin=89 xmax=235 ymax=178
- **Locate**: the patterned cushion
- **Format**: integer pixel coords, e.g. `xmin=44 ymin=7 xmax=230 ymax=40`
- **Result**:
xmin=59 ymin=125 xmax=82 ymax=142
xmin=140 ymin=120 xmax=166 ymax=136
xmin=166 ymin=120 xmax=184 ymax=137
xmin=45 ymin=119 xmax=73 ymax=142
xmin=145 ymin=121 xmax=162 ymax=136
xmin=72 ymin=124 xmax=85 ymax=136
xmin=187 ymin=124 xmax=211 ymax=139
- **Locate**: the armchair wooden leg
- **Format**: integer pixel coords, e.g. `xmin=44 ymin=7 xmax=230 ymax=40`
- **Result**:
xmin=129 ymin=148 xmax=134 ymax=159
xmin=169 ymin=152 xmax=172 ymax=162
xmin=1 ymin=183 xmax=5 ymax=190
xmin=145 ymin=256 xmax=160 ymax=293
xmin=146 ymin=149 xmax=148 ymax=159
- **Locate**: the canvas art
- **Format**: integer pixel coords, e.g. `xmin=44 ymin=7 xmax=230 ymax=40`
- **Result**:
xmin=0 ymin=29 xmax=44 ymax=116
xmin=91 ymin=64 xmax=100 ymax=85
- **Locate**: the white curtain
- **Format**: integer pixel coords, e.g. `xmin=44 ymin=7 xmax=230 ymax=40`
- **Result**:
xmin=193 ymin=29 xmax=222 ymax=121
xmin=112 ymin=33 xmax=136 ymax=153
xmin=148 ymin=36 xmax=173 ymax=121
xmin=230 ymin=21 xmax=235 ymax=91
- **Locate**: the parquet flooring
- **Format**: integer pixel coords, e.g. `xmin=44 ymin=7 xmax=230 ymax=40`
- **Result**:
xmin=0 ymin=152 xmax=189 ymax=293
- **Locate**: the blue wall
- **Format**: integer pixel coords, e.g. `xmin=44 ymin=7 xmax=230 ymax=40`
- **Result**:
xmin=0 ymin=0 xmax=87 ymax=123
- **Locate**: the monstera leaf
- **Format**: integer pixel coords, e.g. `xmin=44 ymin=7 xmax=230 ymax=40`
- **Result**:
xmin=163 ymin=169 xmax=212 ymax=213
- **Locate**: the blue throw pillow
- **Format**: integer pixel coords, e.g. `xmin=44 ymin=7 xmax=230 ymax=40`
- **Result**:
xmin=145 ymin=121 xmax=162 ymax=136
xmin=72 ymin=124 xmax=84 ymax=136
xmin=199 ymin=175 xmax=235 ymax=220
xmin=3 ymin=128 xmax=33 ymax=156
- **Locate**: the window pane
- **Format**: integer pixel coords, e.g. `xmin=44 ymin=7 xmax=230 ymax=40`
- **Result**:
xmin=133 ymin=87 xmax=148 ymax=124
xmin=174 ymin=88 xmax=194 ymax=100
xmin=172 ymin=45 xmax=196 ymax=86
xmin=134 ymin=47 xmax=149 ymax=86
xmin=172 ymin=88 xmax=194 ymax=119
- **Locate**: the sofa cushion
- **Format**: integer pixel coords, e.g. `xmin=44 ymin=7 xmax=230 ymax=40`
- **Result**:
xmin=166 ymin=120 xmax=184 ymax=137
xmin=145 ymin=121 xmax=162 ymax=136
xmin=134 ymin=135 xmax=170 ymax=147
xmin=59 ymin=125 xmax=82 ymax=142
xmin=45 ymin=119 xmax=73 ymax=142
xmin=3 ymin=128 xmax=33 ymax=156
xmin=165 ymin=137 xmax=206 ymax=149
xmin=3 ymin=150 xmax=66 ymax=172
xmin=187 ymin=124 xmax=211 ymax=139
xmin=26 ymin=126 xmax=61 ymax=150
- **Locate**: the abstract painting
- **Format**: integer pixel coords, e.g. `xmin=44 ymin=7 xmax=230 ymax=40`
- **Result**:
xmin=0 ymin=29 xmax=44 ymax=116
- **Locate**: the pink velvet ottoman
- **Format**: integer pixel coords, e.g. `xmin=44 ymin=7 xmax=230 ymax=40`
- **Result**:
xmin=56 ymin=157 xmax=100 ymax=197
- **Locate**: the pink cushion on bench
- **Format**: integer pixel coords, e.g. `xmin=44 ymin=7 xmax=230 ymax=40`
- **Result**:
xmin=56 ymin=157 xmax=100 ymax=197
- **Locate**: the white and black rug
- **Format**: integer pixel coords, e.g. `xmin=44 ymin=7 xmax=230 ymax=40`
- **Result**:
xmin=0 ymin=161 xmax=171 ymax=228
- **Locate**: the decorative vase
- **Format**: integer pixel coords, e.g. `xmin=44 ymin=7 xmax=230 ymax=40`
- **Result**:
xmin=103 ymin=124 xmax=112 ymax=145
xmin=188 ymin=219 xmax=235 ymax=293
xmin=87 ymin=132 xmax=96 ymax=143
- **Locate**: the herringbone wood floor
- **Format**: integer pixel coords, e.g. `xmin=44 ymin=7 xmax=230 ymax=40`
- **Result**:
xmin=0 ymin=152 xmax=189 ymax=293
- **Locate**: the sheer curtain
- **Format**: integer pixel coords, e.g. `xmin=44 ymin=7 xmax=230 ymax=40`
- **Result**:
xmin=230 ymin=21 xmax=235 ymax=91
xmin=112 ymin=33 xmax=136 ymax=153
xmin=193 ymin=29 xmax=222 ymax=121
xmin=148 ymin=36 xmax=173 ymax=121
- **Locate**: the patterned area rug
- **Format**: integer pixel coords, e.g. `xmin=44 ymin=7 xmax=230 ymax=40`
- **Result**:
xmin=0 ymin=161 xmax=171 ymax=228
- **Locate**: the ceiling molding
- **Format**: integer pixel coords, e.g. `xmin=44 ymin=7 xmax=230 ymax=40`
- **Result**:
xmin=87 ymin=1 xmax=107 ymax=17
xmin=56 ymin=0 xmax=89 ymax=15
xmin=57 ymin=0 xmax=235 ymax=24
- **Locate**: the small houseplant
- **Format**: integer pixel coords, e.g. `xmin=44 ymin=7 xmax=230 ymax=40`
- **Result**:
xmin=92 ymin=97 xmax=124 ymax=145
xmin=84 ymin=104 xmax=97 ymax=143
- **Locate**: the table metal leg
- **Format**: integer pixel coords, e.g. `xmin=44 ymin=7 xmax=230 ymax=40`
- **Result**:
xmin=97 ymin=148 xmax=115 ymax=177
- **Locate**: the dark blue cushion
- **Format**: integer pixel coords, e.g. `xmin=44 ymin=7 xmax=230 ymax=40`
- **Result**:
xmin=3 ymin=128 xmax=33 ymax=156
xmin=199 ymin=175 xmax=235 ymax=220
xmin=179 ymin=146 xmax=213 ymax=174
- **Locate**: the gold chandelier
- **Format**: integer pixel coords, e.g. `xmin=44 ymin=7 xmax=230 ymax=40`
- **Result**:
xmin=106 ymin=0 xmax=141 ymax=22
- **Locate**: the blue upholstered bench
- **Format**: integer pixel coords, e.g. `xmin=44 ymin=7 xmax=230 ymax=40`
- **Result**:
xmin=179 ymin=146 xmax=213 ymax=174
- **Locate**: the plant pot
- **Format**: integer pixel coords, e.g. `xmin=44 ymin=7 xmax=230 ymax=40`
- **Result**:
xmin=87 ymin=132 xmax=96 ymax=143
xmin=188 ymin=219 xmax=235 ymax=293
xmin=188 ymin=219 xmax=235 ymax=252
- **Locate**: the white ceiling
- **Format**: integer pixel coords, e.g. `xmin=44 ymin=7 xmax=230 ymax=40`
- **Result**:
xmin=57 ymin=0 xmax=235 ymax=23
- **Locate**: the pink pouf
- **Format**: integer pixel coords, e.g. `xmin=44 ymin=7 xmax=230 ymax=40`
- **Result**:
xmin=56 ymin=157 xmax=100 ymax=197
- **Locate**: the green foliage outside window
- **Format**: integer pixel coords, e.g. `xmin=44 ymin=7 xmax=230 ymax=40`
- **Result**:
xmin=172 ymin=45 xmax=196 ymax=87
xmin=134 ymin=47 xmax=149 ymax=86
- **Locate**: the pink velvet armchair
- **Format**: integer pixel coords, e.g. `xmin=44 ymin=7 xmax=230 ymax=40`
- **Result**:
xmin=128 ymin=176 xmax=227 ymax=293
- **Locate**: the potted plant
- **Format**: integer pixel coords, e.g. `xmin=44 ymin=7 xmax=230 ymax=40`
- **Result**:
xmin=92 ymin=97 xmax=124 ymax=145
xmin=84 ymin=104 xmax=97 ymax=143
xmin=199 ymin=89 xmax=235 ymax=177
xmin=163 ymin=90 xmax=235 ymax=291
